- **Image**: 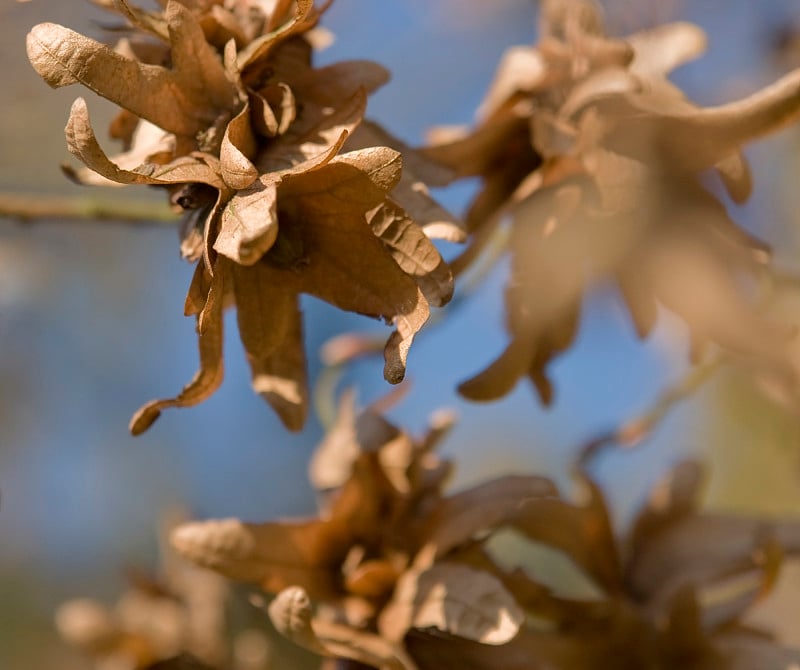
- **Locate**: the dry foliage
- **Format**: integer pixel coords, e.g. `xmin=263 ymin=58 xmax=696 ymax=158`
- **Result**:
xmin=15 ymin=0 xmax=800 ymax=669
xmin=54 ymin=513 xmax=264 ymax=670
xmin=427 ymin=0 xmax=800 ymax=404
xmin=27 ymin=0 xmax=460 ymax=433
xmin=162 ymin=398 xmax=800 ymax=670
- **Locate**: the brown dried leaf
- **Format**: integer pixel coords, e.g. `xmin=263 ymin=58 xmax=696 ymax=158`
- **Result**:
xmin=219 ymin=101 xmax=258 ymax=190
xmin=375 ymin=433 xmax=415 ymax=495
xmin=476 ymin=46 xmax=549 ymax=120
xmin=382 ymin=289 xmax=429 ymax=386
xmin=347 ymin=119 xmax=465 ymax=241
xmin=642 ymin=225 xmax=790 ymax=363
xmin=714 ymin=150 xmax=753 ymax=204
xmin=314 ymin=621 xmax=419 ymax=670
xmin=458 ymin=337 xmax=537 ymax=403
xmin=257 ymin=89 xmax=367 ymax=173
xmin=236 ymin=0 xmax=314 ymax=72
xmin=267 ymin=587 xmax=326 ymax=654
xmin=27 ymin=5 xmax=231 ymax=136
xmin=113 ymin=0 xmax=169 ymax=41
xmin=418 ymin=408 xmax=458 ymax=454
xmin=170 ymin=518 xmax=348 ymax=601
xmin=352 ymin=120 xmax=454 ymax=186
xmin=232 ymin=262 xmax=307 ymax=431
xmin=459 ymin=185 xmax=588 ymax=403
xmin=627 ymin=515 xmax=785 ymax=608
xmin=108 ymin=108 xmax=141 ymax=148
xmin=406 ymin=626 xmax=593 ymax=670
xmin=627 ymin=460 xmax=705 ymax=561
xmin=276 ymin=147 xmax=402 ymax=215
xmin=345 ymin=559 xmax=401 ymax=599
xmin=291 ymin=61 xmax=390 ymax=108
xmin=512 ymin=475 xmax=622 ymax=593
xmin=497 ymin=566 xmax=609 ymax=625
xmin=616 ymin=260 xmax=658 ymax=338
xmin=215 ymin=177 xmax=278 ymax=264
xmin=331 ymin=147 xmax=405 ymax=198
xmin=65 ymin=98 xmax=224 ymax=189
xmin=699 ymin=535 xmax=783 ymax=630
xmin=603 ymin=68 xmax=800 ymax=173
xmin=424 ymin=475 xmax=558 ymax=559
xmin=148 ymin=655 xmax=218 ymax=669
xmin=269 ymin=587 xmax=419 ymax=670
xmin=129 ymin=260 xmax=226 ymax=435
xmin=251 ymin=83 xmax=296 ymax=137
xmin=172 ymin=450 xmax=395 ymax=599
xmin=165 ymin=1 xmax=235 ymax=109
xmin=55 ymin=599 xmax=121 ymax=654
xmin=626 ymin=22 xmax=707 ymax=77
xmin=559 ymin=68 xmax=640 ymax=119
xmin=367 ymin=200 xmax=454 ymax=308
xmin=184 ymin=262 xmax=211 ymax=317
xmin=201 ymin=5 xmax=248 ymax=50
xmin=309 ymin=389 xmax=360 ymax=491
xmin=381 ymin=563 xmax=524 ymax=645
xmin=424 ymin=111 xmax=530 ymax=181
xmin=64 ymin=117 xmax=176 ymax=187
xmin=394 ymin=179 xmax=467 ymax=243
xmin=278 ymin=155 xmax=429 ymax=384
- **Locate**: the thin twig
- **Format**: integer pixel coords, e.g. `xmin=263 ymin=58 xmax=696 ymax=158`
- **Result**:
xmin=577 ymin=260 xmax=800 ymax=469
xmin=578 ymin=355 xmax=726 ymax=469
xmin=0 ymin=192 xmax=177 ymax=225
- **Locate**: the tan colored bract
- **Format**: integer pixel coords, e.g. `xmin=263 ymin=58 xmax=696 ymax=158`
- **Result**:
xmin=425 ymin=0 xmax=800 ymax=405
xmin=167 ymin=396 xmax=800 ymax=669
xmin=27 ymin=0 xmax=459 ymax=433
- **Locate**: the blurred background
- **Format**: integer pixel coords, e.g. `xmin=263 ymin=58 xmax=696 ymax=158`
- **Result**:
xmin=3 ymin=0 xmax=800 ymax=667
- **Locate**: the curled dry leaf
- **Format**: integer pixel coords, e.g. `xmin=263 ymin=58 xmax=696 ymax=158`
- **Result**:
xmin=368 ymin=199 xmax=454 ymax=308
xmin=380 ymin=563 xmax=524 ymax=645
xmin=215 ymin=177 xmax=279 ymax=265
xmin=219 ymin=102 xmax=258 ymax=190
xmin=346 ymin=120 xmax=465 ymax=243
xmin=267 ymin=587 xmax=325 ymax=654
xmin=65 ymin=99 xmax=224 ymax=190
xmin=268 ymin=587 xmax=419 ymax=670
xmin=130 ymin=261 xmax=226 ymax=435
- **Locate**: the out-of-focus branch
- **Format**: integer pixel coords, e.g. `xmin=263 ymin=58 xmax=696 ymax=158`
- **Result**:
xmin=577 ymin=264 xmax=800 ymax=468
xmin=0 ymin=192 xmax=177 ymax=225
xmin=579 ymin=355 xmax=725 ymax=468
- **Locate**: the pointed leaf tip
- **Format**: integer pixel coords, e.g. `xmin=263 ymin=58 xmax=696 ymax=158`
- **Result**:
xmin=129 ymin=404 xmax=162 ymax=435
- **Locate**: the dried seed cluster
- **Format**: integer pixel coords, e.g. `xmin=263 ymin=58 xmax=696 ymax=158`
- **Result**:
xmin=428 ymin=0 xmax=800 ymax=404
xmin=27 ymin=0 xmax=461 ymax=433
xmin=54 ymin=510 xmax=281 ymax=670
xmin=133 ymin=397 xmax=800 ymax=669
xmin=20 ymin=2 xmax=800 ymax=669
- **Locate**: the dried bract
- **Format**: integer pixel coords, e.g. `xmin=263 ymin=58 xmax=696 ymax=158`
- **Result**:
xmin=54 ymin=513 xmax=258 ymax=670
xmin=170 ymin=398 xmax=800 ymax=669
xmin=27 ymin=0 xmax=457 ymax=433
xmin=425 ymin=0 xmax=800 ymax=404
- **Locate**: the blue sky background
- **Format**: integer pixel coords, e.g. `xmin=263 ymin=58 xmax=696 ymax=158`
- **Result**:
xmin=3 ymin=0 xmax=800 ymax=666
